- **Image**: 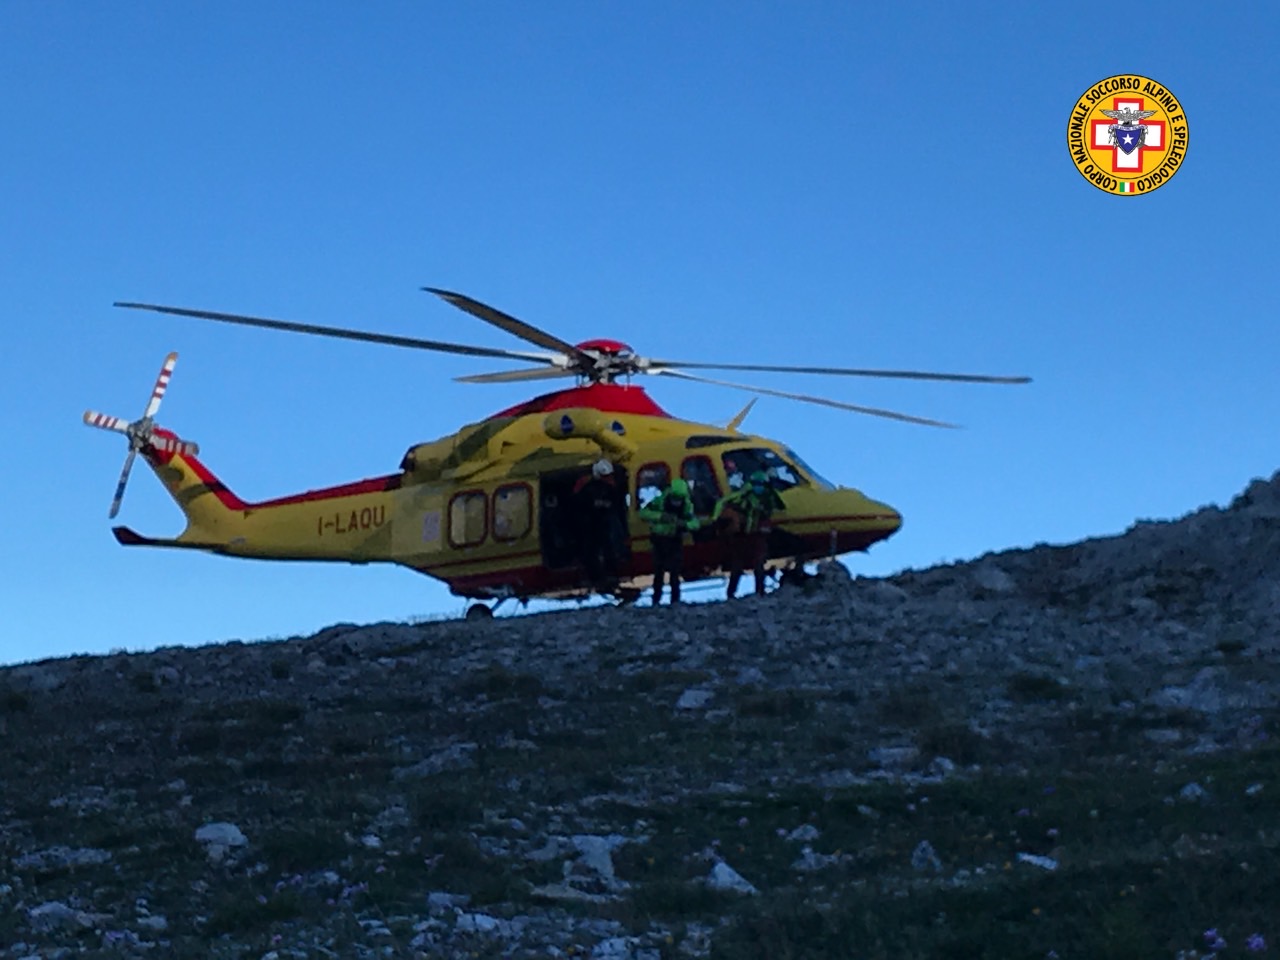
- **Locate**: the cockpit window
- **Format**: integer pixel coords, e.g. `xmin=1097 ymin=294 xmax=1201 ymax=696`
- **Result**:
xmin=784 ymin=448 xmax=836 ymax=490
xmin=721 ymin=448 xmax=809 ymax=491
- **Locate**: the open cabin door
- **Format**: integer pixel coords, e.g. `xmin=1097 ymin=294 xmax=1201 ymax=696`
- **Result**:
xmin=538 ymin=465 xmax=631 ymax=571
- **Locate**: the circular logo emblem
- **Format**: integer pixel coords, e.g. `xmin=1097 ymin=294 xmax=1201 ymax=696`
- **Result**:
xmin=1067 ymin=74 xmax=1188 ymax=196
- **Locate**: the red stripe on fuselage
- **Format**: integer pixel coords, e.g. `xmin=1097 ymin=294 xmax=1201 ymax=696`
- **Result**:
xmin=146 ymin=428 xmax=401 ymax=511
xmin=428 ymin=527 xmax=892 ymax=598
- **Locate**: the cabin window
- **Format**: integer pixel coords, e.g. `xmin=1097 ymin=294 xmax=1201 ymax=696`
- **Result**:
xmin=721 ymin=448 xmax=806 ymax=491
xmin=493 ymin=483 xmax=532 ymax=541
xmin=448 ymin=491 xmax=488 ymax=547
xmin=680 ymin=455 xmax=722 ymax=515
xmin=685 ymin=435 xmax=737 ymax=449
xmin=635 ymin=462 xmax=671 ymax=509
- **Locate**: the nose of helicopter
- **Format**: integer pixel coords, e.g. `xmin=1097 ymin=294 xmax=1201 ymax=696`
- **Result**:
xmin=857 ymin=494 xmax=902 ymax=539
xmin=821 ymin=489 xmax=902 ymax=553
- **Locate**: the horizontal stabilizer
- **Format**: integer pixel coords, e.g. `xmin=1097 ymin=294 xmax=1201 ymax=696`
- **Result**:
xmin=112 ymin=526 xmax=227 ymax=552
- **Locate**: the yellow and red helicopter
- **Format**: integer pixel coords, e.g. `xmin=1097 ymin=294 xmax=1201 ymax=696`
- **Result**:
xmin=83 ymin=289 xmax=1029 ymax=617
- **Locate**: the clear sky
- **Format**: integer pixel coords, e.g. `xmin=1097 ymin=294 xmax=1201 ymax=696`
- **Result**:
xmin=3 ymin=2 xmax=1277 ymax=666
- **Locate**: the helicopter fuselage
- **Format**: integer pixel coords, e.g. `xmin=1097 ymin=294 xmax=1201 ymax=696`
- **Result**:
xmin=120 ymin=382 xmax=901 ymax=601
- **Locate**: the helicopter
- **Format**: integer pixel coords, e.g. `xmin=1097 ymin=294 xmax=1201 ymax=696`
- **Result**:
xmin=83 ymin=288 xmax=1030 ymax=617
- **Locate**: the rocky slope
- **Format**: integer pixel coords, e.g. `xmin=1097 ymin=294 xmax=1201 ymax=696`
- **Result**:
xmin=3 ymin=472 xmax=1279 ymax=959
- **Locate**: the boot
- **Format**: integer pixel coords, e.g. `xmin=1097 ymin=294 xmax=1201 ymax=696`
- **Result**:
xmin=727 ymin=571 xmax=741 ymax=599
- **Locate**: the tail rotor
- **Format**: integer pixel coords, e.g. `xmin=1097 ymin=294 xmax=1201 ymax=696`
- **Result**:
xmin=83 ymin=352 xmax=199 ymax=518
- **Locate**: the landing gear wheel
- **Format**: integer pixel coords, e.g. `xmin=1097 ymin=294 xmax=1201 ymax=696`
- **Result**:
xmin=465 ymin=603 xmax=494 ymax=621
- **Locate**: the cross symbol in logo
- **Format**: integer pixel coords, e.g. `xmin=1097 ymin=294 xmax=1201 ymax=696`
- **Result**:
xmin=1091 ymin=96 xmax=1166 ymax=173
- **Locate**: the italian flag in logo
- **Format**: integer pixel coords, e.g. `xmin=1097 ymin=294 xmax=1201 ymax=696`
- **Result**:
xmin=1119 ymin=182 xmax=1136 ymax=194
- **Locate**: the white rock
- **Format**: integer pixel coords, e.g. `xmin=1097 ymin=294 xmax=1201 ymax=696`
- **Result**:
xmin=13 ymin=846 xmax=111 ymax=871
xmin=195 ymin=822 xmax=248 ymax=861
xmin=1016 ymin=852 xmax=1058 ymax=871
xmin=28 ymin=901 xmax=106 ymax=932
xmin=707 ymin=861 xmax=758 ymax=895
xmin=973 ymin=562 xmax=1017 ymax=593
xmin=868 ymin=745 xmax=919 ymax=769
xmin=426 ymin=891 xmax=471 ymax=911
xmin=1179 ymin=781 xmax=1210 ymax=803
xmin=529 ymin=882 xmax=618 ymax=904
xmin=911 ymin=840 xmax=942 ymax=873
xmin=592 ymin=936 xmax=639 ymax=959
xmin=455 ymin=911 xmax=506 ymax=934
xmin=675 ymin=688 xmax=714 ymax=710
xmin=527 ymin=836 xmax=568 ymax=862
xmin=928 ymin=756 xmax=957 ymax=777
xmin=195 ymin=822 xmax=248 ymax=847
xmin=785 ymin=824 xmax=820 ymax=843
xmin=791 ymin=846 xmax=840 ymax=872
xmin=571 ymin=834 xmax=628 ymax=886
xmin=393 ymin=741 xmax=478 ymax=780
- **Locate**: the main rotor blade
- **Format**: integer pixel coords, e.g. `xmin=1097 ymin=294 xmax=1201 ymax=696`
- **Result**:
xmin=422 ymin=288 xmax=591 ymax=363
xmin=144 ymin=351 xmax=179 ymax=419
xmin=115 ymin=302 xmax=563 ymax=366
xmin=651 ymin=369 xmax=959 ymax=428
xmin=646 ymin=359 xmax=1031 ymax=384
xmin=454 ymin=366 xmax=579 ymax=384
xmin=109 ymin=447 xmax=137 ymax=519
xmin=84 ymin=410 xmax=131 ymax=435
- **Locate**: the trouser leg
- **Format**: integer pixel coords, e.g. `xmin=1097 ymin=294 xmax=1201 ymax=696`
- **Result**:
xmin=752 ymin=533 xmax=769 ymax=595
xmin=652 ymin=536 xmax=683 ymax=604
xmin=727 ymin=567 xmax=742 ymax=599
xmin=583 ymin=539 xmax=603 ymax=583
xmin=652 ymin=536 xmax=670 ymax=604
xmin=725 ymin=536 xmax=745 ymax=598
xmin=669 ymin=539 xmax=683 ymax=604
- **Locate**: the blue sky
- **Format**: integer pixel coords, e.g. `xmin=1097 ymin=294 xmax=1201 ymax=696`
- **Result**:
xmin=3 ymin=2 xmax=1277 ymax=665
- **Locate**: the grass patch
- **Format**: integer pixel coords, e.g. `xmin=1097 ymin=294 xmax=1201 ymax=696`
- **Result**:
xmin=736 ymin=688 xmax=815 ymax=721
xmin=0 ymin=687 xmax=31 ymax=713
xmin=918 ymin=720 xmax=994 ymax=766
xmin=877 ymin=682 xmax=944 ymax=726
xmin=1007 ymin=671 xmax=1069 ymax=702
xmin=204 ymin=888 xmax=306 ymax=938
xmin=260 ymin=826 xmax=350 ymax=873
xmin=457 ymin=663 xmax=545 ymax=700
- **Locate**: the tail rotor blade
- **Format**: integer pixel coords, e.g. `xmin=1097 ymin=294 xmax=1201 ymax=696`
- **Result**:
xmin=109 ymin=447 xmax=138 ymax=519
xmin=143 ymin=352 xmax=179 ymax=419
xmin=83 ymin=410 xmax=131 ymax=435
xmin=150 ymin=435 xmax=200 ymax=457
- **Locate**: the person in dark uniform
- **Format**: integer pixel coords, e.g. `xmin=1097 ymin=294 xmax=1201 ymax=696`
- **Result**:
xmin=573 ymin=459 xmax=626 ymax=587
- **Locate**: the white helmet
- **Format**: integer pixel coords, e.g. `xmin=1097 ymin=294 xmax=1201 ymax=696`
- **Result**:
xmin=592 ymin=459 xmax=614 ymax=478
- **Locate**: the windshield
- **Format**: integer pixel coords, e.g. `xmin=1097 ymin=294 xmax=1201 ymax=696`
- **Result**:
xmin=721 ymin=447 xmax=811 ymax=491
xmin=784 ymin=448 xmax=836 ymax=490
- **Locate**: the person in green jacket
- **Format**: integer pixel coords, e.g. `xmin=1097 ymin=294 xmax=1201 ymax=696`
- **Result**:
xmin=712 ymin=470 xmax=786 ymax=598
xmin=639 ymin=478 xmax=700 ymax=605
